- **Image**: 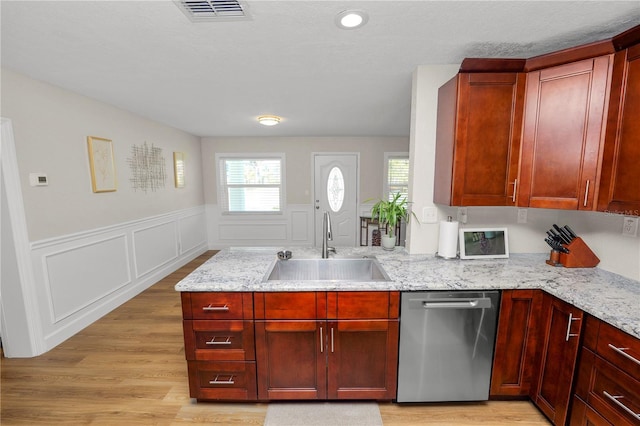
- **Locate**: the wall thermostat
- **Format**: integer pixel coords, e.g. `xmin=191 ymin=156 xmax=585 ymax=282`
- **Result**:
xmin=29 ymin=173 xmax=48 ymax=186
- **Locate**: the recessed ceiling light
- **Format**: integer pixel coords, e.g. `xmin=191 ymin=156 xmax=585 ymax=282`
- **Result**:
xmin=335 ymin=10 xmax=368 ymax=30
xmin=257 ymin=115 xmax=281 ymax=126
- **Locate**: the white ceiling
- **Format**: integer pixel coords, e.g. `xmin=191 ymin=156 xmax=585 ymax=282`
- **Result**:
xmin=2 ymin=1 xmax=639 ymax=137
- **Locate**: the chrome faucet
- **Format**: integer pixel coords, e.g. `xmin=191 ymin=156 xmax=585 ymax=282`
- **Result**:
xmin=322 ymin=211 xmax=336 ymax=258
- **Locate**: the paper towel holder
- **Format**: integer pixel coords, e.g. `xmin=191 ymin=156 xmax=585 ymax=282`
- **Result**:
xmin=459 ymin=227 xmax=509 ymax=260
xmin=436 ymin=216 xmax=459 ymax=259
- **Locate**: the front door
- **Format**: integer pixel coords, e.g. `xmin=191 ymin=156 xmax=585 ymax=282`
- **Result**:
xmin=313 ymin=154 xmax=358 ymax=247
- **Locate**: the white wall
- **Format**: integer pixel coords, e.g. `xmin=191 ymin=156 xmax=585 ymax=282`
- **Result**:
xmin=1 ymin=70 xmax=208 ymax=356
xmin=407 ymin=65 xmax=640 ymax=282
xmin=2 ymin=69 xmax=204 ymax=241
xmin=200 ymin=136 xmax=409 ymax=248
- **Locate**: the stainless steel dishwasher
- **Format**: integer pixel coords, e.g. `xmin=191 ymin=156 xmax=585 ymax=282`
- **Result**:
xmin=396 ymin=291 xmax=500 ymax=402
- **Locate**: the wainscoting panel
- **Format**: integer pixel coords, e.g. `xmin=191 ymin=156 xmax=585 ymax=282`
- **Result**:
xmin=133 ymin=221 xmax=178 ymax=279
xmin=29 ymin=206 xmax=207 ymax=354
xmin=179 ymin=212 xmax=207 ymax=254
xmin=43 ymin=235 xmax=131 ymax=323
xmin=206 ymin=204 xmax=315 ymax=248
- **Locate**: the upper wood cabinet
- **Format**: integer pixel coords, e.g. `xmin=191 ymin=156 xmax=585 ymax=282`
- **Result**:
xmin=517 ymin=55 xmax=613 ymax=210
xmin=597 ymin=44 xmax=640 ymax=216
xmin=434 ymin=72 xmax=525 ymax=206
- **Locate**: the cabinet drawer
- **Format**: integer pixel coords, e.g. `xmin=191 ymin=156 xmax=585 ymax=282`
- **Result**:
xmin=183 ymin=320 xmax=255 ymax=361
xmin=254 ymin=292 xmax=326 ymax=319
xmin=570 ymin=396 xmax=612 ymax=425
xmin=327 ymin=291 xmax=399 ymax=319
xmin=187 ymin=361 xmax=257 ymax=401
xmin=596 ymin=321 xmax=640 ymax=380
xmin=182 ymin=292 xmax=253 ymax=320
xmin=576 ymin=349 xmax=640 ymax=426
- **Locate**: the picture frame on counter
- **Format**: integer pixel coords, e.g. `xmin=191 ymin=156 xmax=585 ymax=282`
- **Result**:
xmin=459 ymin=227 xmax=509 ymax=259
xmin=87 ymin=136 xmax=117 ymax=193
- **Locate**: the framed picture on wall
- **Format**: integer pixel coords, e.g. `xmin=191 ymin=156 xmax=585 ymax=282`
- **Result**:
xmin=459 ymin=227 xmax=509 ymax=259
xmin=87 ymin=136 xmax=117 ymax=193
xmin=173 ymin=151 xmax=185 ymax=188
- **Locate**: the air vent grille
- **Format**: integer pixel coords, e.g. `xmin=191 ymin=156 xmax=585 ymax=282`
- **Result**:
xmin=175 ymin=0 xmax=250 ymax=22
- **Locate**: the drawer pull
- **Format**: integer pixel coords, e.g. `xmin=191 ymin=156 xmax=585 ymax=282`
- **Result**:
xmin=202 ymin=304 xmax=229 ymax=312
xmin=608 ymin=344 xmax=640 ymax=366
xmin=603 ymin=391 xmax=640 ymax=420
xmin=209 ymin=375 xmax=235 ymax=385
xmin=205 ymin=336 xmax=232 ymax=345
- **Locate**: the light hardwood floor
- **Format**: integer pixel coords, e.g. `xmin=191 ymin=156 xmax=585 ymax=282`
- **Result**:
xmin=1 ymin=251 xmax=549 ymax=425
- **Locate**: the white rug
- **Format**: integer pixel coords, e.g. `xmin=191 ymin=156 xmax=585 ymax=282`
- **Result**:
xmin=264 ymin=402 xmax=383 ymax=426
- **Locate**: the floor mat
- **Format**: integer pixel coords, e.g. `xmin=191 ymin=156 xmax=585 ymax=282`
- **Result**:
xmin=264 ymin=402 xmax=383 ymax=426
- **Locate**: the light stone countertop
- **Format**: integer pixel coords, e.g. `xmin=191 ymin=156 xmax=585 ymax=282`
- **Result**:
xmin=175 ymin=246 xmax=640 ymax=340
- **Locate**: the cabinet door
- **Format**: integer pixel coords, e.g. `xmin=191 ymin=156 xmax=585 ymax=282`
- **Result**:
xmin=490 ymin=289 xmax=543 ymax=397
xmin=598 ymin=45 xmax=640 ymax=216
xmin=434 ymin=73 xmax=525 ymax=206
xmin=518 ymin=56 xmax=612 ymax=210
xmin=255 ymin=320 xmax=326 ymax=400
xmin=532 ymin=295 xmax=584 ymax=425
xmin=326 ymin=319 xmax=399 ymax=400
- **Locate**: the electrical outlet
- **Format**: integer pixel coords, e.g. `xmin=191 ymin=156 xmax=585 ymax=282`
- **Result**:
xmin=622 ymin=216 xmax=639 ymax=237
xmin=457 ymin=207 xmax=468 ymax=224
xmin=422 ymin=207 xmax=438 ymax=224
xmin=517 ymin=209 xmax=527 ymax=224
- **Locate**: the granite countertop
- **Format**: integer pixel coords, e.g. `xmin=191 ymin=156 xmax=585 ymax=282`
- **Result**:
xmin=175 ymin=246 xmax=640 ymax=340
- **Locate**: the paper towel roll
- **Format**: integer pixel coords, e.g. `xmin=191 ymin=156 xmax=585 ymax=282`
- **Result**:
xmin=438 ymin=220 xmax=459 ymax=259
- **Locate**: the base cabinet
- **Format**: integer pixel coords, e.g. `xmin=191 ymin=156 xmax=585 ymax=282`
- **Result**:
xmin=490 ymin=289 xmax=543 ymax=397
xmin=532 ymin=294 xmax=584 ymax=425
xmin=254 ymin=291 xmax=399 ymax=401
xmin=573 ymin=316 xmax=640 ymax=426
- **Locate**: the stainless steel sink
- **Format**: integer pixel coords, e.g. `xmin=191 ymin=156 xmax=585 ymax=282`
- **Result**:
xmin=263 ymin=258 xmax=391 ymax=282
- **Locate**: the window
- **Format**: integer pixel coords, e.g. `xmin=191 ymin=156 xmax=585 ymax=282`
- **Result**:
xmin=217 ymin=154 xmax=284 ymax=213
xmin=384 ymin=153 xmax=409 ymax=202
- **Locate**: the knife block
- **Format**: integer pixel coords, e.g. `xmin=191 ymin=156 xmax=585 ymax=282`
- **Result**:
xmin=558 ymin=237 xmax=600 ymax=268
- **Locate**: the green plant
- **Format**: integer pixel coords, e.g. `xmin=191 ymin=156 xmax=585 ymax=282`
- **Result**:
xmin=369 ymin=192 xmax=418 ymax=237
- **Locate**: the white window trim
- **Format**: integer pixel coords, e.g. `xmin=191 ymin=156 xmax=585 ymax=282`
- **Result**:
xmin=383 ymin=152 xmax=409 ymax=201
xmin=216 ymin=153 xmax=286 ymax=215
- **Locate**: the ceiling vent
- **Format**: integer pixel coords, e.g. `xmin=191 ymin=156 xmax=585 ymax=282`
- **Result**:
xmin=175 ymin=1 xmax=250 ymax=22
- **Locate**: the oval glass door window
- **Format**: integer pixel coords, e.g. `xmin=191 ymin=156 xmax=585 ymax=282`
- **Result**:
xmin=327 ymin=167 xmax=345 ymax=212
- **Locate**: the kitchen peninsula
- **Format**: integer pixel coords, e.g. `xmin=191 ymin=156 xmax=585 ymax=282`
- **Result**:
xmin=176 ymin=247 xmax=639 ymax=338
xmin=176 ymin=247 xmax=640 ymax=425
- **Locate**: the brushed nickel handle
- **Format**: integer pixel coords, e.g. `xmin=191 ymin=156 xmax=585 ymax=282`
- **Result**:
xmin=608 ymin=344 xmax=640 ymax=366
xmin=205 ymin=336 xmax=232 ymax=345
xmin=565 ymin=313 xmax=581 ymax=341
xmin=583 ymin=180 xmax=590 ymax=207
xmin=511 ymin=179 xmax=517 ymax=203
xmin=603 ymin=391 xmax=640 ymax=420
xmin=320 ymin=326 xmax=324 ymax=353
xmin=202 ymin=304 xmax=229 ymax=312
xmin=331 ymin=327 xmax=334 ymax=353
xmin=209 ymin=375 xmax=235 ymax=385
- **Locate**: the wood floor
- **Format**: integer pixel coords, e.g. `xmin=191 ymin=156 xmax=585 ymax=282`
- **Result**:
xmin=1 ymin=251 xmax=550 ymax=425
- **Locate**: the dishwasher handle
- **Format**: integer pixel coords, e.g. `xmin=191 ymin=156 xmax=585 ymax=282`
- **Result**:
xmin=416 ymin=298 xmax=492 ymax=310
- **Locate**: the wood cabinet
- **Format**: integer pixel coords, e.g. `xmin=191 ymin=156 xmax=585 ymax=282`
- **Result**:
xmin=531 ymin=294 xmax=584 ymax=425
xmin=598 ymin=43 xmax=640 ymax=216
xmin=181 ymin=292 xmax=257 ymax=401
xmin=490 ymin=289 xmax=543 ymax=397
xmin=572 ymin=316 xmax=640 ymax=426
xmin=434 ymin=72 xmax=525 ymax=206
xmin=517 ymin=56 xmax=613 ymax=210
xmin=254 ymin=291 xmax=399 ymax=401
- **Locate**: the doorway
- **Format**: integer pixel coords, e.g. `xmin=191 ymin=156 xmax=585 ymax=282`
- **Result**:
xmin=313 ymin=154 xmax=358 ymax=247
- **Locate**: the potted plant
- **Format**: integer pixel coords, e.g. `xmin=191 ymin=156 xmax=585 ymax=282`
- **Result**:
xmin=370 ymin=192 xmax=417 ymax=250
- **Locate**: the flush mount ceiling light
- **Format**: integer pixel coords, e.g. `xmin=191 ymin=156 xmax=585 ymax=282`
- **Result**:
xmin=335 ymin=10 xmax=368 ymax=29
xmin=257 ymin=115 xmax=281 ymax=126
